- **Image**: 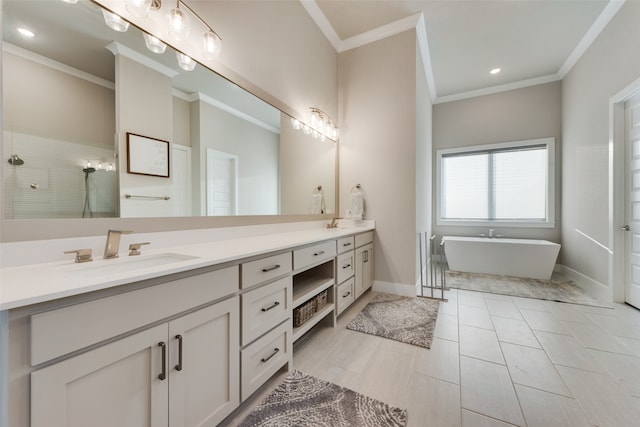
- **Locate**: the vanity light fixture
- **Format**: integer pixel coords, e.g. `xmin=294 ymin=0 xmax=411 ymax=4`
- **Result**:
xmin=176 ymin=52 xmax=196 ymax=71
xmin=102 ymin=9 xmax=130 ymax=32
xmin=290 ymin=108 xmax=338 ymax=141
xmin=143 ymin=32 xmax=167 ymax=54
xmin=125 ymin=0 xmax=158 ymax=18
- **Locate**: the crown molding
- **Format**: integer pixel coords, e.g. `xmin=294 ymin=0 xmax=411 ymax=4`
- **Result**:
xmin=557 ymin=0 xmax=626 ymax=78
xmin=302 ymin=0 xmax=625 ymax=104
xmin=3 ymin=42 xmax=115 ymax=90
xmin=106 ymin=41 xmax=179 ymax=79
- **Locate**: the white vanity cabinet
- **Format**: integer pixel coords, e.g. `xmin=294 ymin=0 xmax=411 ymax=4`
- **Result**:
xmin=335 ymin=236 xmax=356 ymax=316
xmin=355 ymin=232 xmax=374 ymax=299
xmin=240 ymin=253 xmax=293 ymax=401
xmin=28 ymin=266 xmax=240 ymax=427
xmin=31 ymin=298 xmax=239 ymax=427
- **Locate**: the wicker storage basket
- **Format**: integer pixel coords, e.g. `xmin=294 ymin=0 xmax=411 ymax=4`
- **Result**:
xmin=293 ymin=298 xmax=317 ymax=327
xmin=315 ymin=289 xmax=328 ymax=311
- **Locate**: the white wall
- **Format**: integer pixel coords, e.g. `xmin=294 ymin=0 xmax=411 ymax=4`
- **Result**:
xmin=115 ymin=55 xmax=174 ymax=218
xmin=562 ymin=1 xmax=640 ymax=290
xmin=416 ymin=42 xmax=433 ymax=287
xmin=339 ymin=30 xmax=421 ymax=290
xmin=279 ymin=116 xmax=336 ymax=215
xmin=192 ymin=99 xmax=279 ymax=216
xmin=432 ymin=81 xmax=562 ymax=243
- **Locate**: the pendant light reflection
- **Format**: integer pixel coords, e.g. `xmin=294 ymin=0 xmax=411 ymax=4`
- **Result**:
xmin=143 ymin=33 xmax=167 ymax=54
xmin=176 ymin=52 xmax=196 ymax=71
xmin=203 ymin=30 xmax=222 ymax=59
xmin=102 ymin=9 xmax=129 ymax=32
xmin=167 ymin=6 xmax=190 ymax=41
xmin=125 ymin=0 xmax=152 ymax=18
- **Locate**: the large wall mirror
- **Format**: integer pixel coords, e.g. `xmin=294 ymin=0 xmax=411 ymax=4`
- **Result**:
xmin=2 ymin=0 xmax=336 ymax=220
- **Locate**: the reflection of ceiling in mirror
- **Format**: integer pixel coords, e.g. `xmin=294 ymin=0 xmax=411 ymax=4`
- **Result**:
xmin=2 ymin=0 xmax=281 ymax=130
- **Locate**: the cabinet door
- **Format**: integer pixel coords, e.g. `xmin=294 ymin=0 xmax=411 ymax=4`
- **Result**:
xmin=355 ymin=244 xmax=374 ymax=299
xmin=31 ymin=324 xmax=168 ymax=427
xmin=168 ymin=297 xmax=240 ymax=427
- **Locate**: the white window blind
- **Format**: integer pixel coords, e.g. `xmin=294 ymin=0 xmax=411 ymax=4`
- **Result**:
xmin=438 ymin=138 xmax=553 ymax=226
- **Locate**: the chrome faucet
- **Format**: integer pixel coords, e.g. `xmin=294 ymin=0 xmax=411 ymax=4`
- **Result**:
xmin=326 ymin=217 xmax=342 ymax=229
xmin=103 ymin=230 xmax=133 ymax=259
xmin=489 ymin=229 xmax=495 ymax=238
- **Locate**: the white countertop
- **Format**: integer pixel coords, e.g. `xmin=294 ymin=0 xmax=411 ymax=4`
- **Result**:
xmin=0 ymin=224 xmax=374 ymax=311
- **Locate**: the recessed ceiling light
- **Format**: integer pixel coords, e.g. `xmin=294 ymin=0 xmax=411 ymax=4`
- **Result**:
xmin=490 ymin=67 xmax=501 ymax=75
xmin=18 ymin=28 xmax=35 ymax=38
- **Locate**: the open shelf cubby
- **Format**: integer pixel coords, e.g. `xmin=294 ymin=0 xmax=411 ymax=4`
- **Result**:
xmin=292 ymin=260 xmax=335 ymax=342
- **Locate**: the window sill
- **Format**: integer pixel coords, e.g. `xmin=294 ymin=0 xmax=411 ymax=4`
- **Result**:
xmin=436 ymin=219 xmax=556 ymax=229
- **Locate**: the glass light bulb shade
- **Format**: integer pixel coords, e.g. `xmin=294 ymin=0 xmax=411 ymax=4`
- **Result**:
xmin=176 ymin=52 xmax=196 ymax=71
xmin=203 ymin=30 xmax=222 ymax=60
xmin=143 ymin=33 xmax=167 ymax=54
xmin=302 ymin=124 xmax=311 ymax=135
xmin=310 ymin=111 xmax=320 ymax=127
xmin=102 ymin=9 xmax=129 ymax=32
xmin=125 ymin=0 xmax=152 ymax=18
xmin=167 ymin=7 xmax=190 ymax=41
xmin=331 ymin=126 xmax=338 ymax=140
xmin=312 ymin=129 xmax=319 ymax=139
xmin=291 ymin=118 xmax=302 ymax=130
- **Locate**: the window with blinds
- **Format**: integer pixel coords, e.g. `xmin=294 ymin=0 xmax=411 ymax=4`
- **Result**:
xmin=437 ymin=138 xmax=555 ymax=227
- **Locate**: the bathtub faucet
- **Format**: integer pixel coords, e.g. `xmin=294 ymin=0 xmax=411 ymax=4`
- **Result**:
xmin=489 ymin=229 xmax=495 ymax=238
xmin=487 ymin=229 xmax=504 ymax=238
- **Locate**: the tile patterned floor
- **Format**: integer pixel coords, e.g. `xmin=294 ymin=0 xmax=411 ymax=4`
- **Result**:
xmin=221 ymin=288 xmax=640 ymax=427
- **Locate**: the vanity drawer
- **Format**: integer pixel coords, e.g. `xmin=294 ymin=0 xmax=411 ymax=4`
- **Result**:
xmin=336 ymin=251 xmax=355 ymax=284
xmin=355 ymin=231 xmax=374 ymax=248
xmin=336 ymin=277 xmax=355 ymax=315
xmin=241 ymin=276 xmax=292 ymax=346
xmin=31 ymin=266 xmax=239 ymax=366
xmin=337 ymin=236 xmax=355 ymax=254
xmin=241 ymin=252 xmax=292 ymax=289
xmin=293 ymin=241 xmax=336 ymax=271
xmin=241 ymin=320 xmax=291 ymax=401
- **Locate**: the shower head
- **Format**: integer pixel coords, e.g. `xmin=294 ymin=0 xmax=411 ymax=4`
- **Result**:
xmin=7 ymin=154 xmax=24 ymax=165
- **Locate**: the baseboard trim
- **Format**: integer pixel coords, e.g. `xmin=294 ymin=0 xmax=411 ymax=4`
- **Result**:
xmin=373 ymin=280 xmax=416 ymax=297
xmin=554 ymin=264 xmax=611 ymax=303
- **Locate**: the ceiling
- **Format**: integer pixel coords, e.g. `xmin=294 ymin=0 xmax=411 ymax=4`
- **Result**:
xmin=306 ymin=0 xmax=621 ymax=103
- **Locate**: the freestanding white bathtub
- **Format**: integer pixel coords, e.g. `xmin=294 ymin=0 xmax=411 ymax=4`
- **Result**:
xmin=442 ymin=236 xmax=561 ymax=280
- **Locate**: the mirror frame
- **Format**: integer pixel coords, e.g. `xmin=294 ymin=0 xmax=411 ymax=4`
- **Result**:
xmin=0 ymin=0 xmax=339 ymax=242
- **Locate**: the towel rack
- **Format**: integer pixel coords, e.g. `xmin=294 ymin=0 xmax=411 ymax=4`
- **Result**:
xmin=351 ymin=184 xmax=362 ymax=193
xmin=313 ymin=185 xmax=323 ymax=193
xmin=124 ymin=194 xmax=171 ymax=200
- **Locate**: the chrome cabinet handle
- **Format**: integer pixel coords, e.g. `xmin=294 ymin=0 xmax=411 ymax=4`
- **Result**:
xmin=342 ymin=263 xmax=351 ymax=269
xmin=261 ymin=348 xmax=280 ymax=363
xmin=158 ymin=342 xmax=167 ymax=380
xmin=314 ymin=250 xmax=325 ymax=256
xmin=261 ymin=301 xmax=280 ymax=312
xmin=343 ymin=291 xmax=351 ymax=298
xmin=261 ymin=264 xmax=281 ymax=272
xmin=175 ymin=335 xmax=183 ymax=372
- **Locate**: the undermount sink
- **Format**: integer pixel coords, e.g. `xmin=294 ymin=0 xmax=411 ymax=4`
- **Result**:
xmin=60 ymin=253 xmax=200 ymax=276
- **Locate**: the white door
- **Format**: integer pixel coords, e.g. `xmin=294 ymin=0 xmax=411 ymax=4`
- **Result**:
xmin=168 ymin=298 xmax=239 ymax=427
xmin=625 ymin=93 xmax=640 ymax=308
xmin=171 ymin=144 xmax=192 ymax=216
xmin=206 ymin=149 xmax=238 ymax=216
xmin=30 ymin=324 xmax=169 ymax=427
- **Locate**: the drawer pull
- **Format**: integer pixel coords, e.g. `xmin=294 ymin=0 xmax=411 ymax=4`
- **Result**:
xmin=342 ymin=263 xmax=351 ymax=269
xmin=158 ymin=342 xmax=167 ymax=381
xmin=261 ymin=264 xmax=281 ymax=273
xmin=261 ymin=301 xmax=280 ymax=312
xmin=343 ymin=291 xmax=351 ymax=298
xmin=261 ymin=347 xmax=280 ymax=363
xmin=342 ymin=242 xmax=352 ymax=247
xmin=175 ymin=335 xmax=183 ymax=372
xmin=313 ymin=250 xmax=326 ymax=256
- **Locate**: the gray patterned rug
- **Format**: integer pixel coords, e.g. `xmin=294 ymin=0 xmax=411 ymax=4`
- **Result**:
xmin=446 ymin=270 xmax=611 ymax=308
xmin=346 ymin=292 xmax=440 ymax=348
xmin=238 ymin=370 xmax=407 ymax=427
